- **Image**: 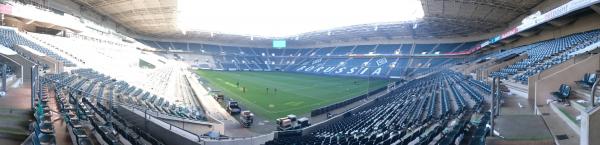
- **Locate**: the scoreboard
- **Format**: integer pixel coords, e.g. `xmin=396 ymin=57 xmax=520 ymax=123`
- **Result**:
xmin=273 ymin=40 xmax=286 ymax=48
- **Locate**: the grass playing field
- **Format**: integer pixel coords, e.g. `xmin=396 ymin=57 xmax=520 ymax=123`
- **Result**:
xmin=196 ymin=70 xmax=391 ymax=120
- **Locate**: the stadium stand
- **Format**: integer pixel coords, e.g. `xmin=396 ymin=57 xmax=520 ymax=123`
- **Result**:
xmin=374 ymin=44 xmax=403 ymax=54
xmin=0 ymin=27 xmax=75 ymax=67
xmin=141 ymin=41 xmax=471 ymax=78
xmin=40 ymin=72 xmax=166 ymax=145
xmin=490 ymin=29 xmax=600 ymax=83
xmin=48 ymin=69 xmax=206 ymax=121
xmin=31 ymin=83 xmax=57 ymax=145
xmin=266 ymin=70 xmax=490 ymax=145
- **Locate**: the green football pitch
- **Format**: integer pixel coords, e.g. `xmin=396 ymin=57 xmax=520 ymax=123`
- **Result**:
xmin=196 ymin=70 xmax=391 ymax=120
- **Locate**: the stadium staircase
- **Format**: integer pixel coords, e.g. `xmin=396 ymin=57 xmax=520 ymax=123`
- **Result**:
xmin=0 ymin=108 xmax=29 ymax=144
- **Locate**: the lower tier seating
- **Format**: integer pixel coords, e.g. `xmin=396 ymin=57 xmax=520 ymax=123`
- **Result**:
xmin=266 ymin=70 xmax=491 ymax=145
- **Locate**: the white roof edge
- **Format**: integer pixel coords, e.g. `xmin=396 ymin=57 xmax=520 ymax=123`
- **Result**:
xmin=0 ymin=45 xmax=17 ymax=55
xmin=17 ymin=45 xmax=46 ymax=56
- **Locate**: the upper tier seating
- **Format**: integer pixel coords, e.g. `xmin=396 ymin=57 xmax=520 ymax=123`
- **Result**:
xmin=147 ymin=40 xmax=480 ymax=57
xmin=374 ymin=44 xmax=402 ymax=54
xmin=0 ymin=28 xmax=75 ymax=66
xmin=330 ymin=46 xmax=353 ymax=55
xmin=435 ymin=43 xmax=461 ymax=54
xmin=172 ymin=42 xmax=188 ymax=50
xmin=490 ymin=30 xmax=600 ymax=83
xmin=352 ymin=45 xmax=376 ymax=54
xmin=388 ymin=58 xmax=409 ymax=76
xmin=413 ymin=44 xmax=436 ymax=54
xmin=314 ymin=47 xmax=335 ymax=56
xmin=141 ymin=40 xmax=478 ymax=78
xmin=454 ymin=42 xmax=479 ymax=52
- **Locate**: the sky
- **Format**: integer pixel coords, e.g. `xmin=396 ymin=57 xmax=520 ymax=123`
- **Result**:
xmin=177 ymin=0 xmax=424 ymax=38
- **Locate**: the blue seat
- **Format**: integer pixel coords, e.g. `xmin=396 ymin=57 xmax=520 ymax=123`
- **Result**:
xmin=575 ymin=73 xmax=597 ymax=89
xmin=552 ymin=84 xmax=571 ymax=102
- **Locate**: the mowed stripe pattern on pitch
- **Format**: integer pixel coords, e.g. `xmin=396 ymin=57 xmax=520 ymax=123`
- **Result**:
xmin=196 ymin=70 xmax=390 ymax=119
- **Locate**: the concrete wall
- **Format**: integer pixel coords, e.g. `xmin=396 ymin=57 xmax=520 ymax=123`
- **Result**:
xmin=301 ymin=96 xmax=382 ymax=135
xmin=2 ymin=16 xmax=58 ymax=32
xmin=468 ymin=61 xmax=496 ymax=80
xmin=0 ymin=54 xmax=23 ymax=78
xmin=117 ymin=104 xmax=276 ymax=145
xmin=47 ymin=0 xmax=134 ymax=35
xmin=116 ymin=105 xmax=202 ymax=145
xmin=580 ymin=105 xmax=600 ymax=145
xmin=2 ymin=53 xmax=34 ymax=85
xmin=185 ymin=74 xmax=228 ymax=134
xmin=12 ymin=45 xmax=63 ymax=73
xmin=203 ymin=133 xmax=274 ymax=145
xmin=530 ymin=53 xmax=600 ymax=109
xmin=3 ymin=17 xmax=26 ymax=30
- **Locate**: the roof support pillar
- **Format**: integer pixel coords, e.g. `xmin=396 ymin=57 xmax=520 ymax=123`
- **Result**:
xmin=591 ymin=4 xmax=600 ymax=15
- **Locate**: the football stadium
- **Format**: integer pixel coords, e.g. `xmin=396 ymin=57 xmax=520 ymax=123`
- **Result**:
xmin=0 ymin=0 xmax=598 ymax=145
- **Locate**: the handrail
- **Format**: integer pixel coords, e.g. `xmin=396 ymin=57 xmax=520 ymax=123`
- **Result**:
xmin=490 ymin=76 xmax=499 ymax=136
xmin=591 ymin=71 xmax=600 ymax=108
xmin=495 ymin=77 xmax=501 ymax=116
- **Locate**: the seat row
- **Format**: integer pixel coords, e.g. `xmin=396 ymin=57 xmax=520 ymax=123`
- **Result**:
xmin=31 ymin=83 xmax=56 ymax=145
xmin=490 ymin=29 xmax=600 ymax=84
xmin=53 ymin=86 xmax=95 ymax=145
xmin=66 ymin=69 xmax=206 ymax=121
xmin=45 ymin=73 xmax=167 ymax=145
xmin=266 ymin=70 xmax=491 ymax=145
xmin=0 ymin=28 xmax=75 ymax=66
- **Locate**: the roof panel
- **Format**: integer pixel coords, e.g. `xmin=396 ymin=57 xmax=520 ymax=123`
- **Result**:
xmin=72 ymin=0 xmax=545 ymax=45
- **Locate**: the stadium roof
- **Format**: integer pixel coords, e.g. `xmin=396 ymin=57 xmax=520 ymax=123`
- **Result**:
xmin=176 ymin=0 xmax=425 ymax=38
xmin=71 ymin=0 xmax=544 ymax=46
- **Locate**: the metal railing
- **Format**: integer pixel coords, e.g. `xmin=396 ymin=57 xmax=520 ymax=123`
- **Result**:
xmin=489 ymin=76 xmax=500 ymax=137
xmin=590 ymin=71 xmax=600 ymax=108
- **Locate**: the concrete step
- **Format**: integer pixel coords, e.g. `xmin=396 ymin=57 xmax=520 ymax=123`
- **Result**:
xmin=538 ymin=104 xmax=580 ymax=145
xmin=549 ymin=102 xmax=581 ymax=135
xmin=489 ymin=115 xmax=553 ymax=145
xmin=487 ymin=137 xmax=554 ymax=145
xmin=503 ymin=80 xmax=528 ymax=93
xmin=571 ymin=88 xmax=600 ymax=108
xmin=572 ymin=88 xmax=597 ymax=100
xmin=0 ymin=128 xmax=28 ymax=140
xmin=569 ymin=99 xmax=588 ymax=112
